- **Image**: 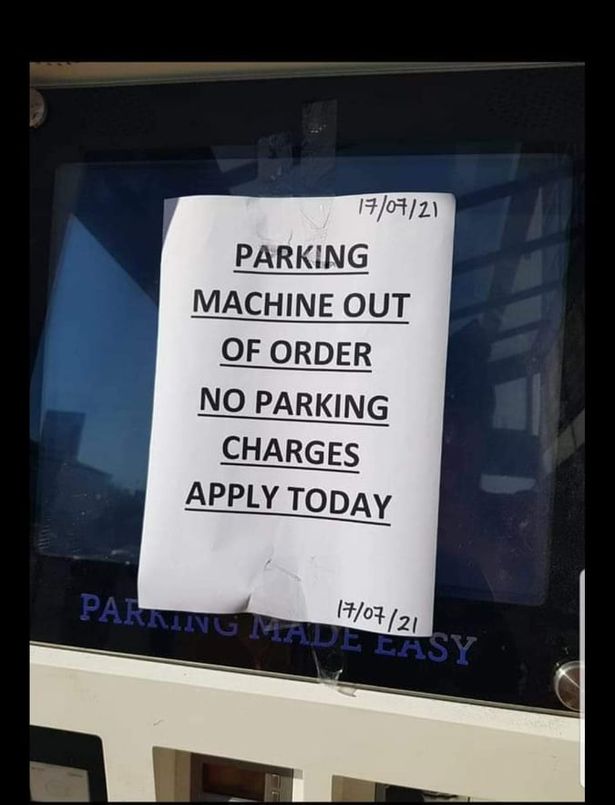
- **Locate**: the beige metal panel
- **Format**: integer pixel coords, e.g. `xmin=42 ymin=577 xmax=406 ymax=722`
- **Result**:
xmin=152 ymin=748 xmax=176 ymax=802
xmin=30 ymin=645 xmax=583 ymax=802
xmin=332 ymin=775 xmax=377 ymax=801
xmin=29 ymin=61 xmax=579 ymax=88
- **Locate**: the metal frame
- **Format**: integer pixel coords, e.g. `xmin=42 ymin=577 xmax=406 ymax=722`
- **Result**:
xmin=29 ymin=62 xmax=582 ymax=89
xmin=30 ymin=645 xmax=583 ymax=801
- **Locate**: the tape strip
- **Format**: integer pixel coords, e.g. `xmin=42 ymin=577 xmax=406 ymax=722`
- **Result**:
xmin=256 ymin=132 xmax=293 ymax=192
xmin=299 ymin=99 xmax=338 ymax=192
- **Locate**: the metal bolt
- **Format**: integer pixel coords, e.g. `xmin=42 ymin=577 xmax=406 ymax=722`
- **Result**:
xmin=554 ymin=660 xmax=581 ymax=711
xmin=30 ymin=88 xmax=47 ymax=129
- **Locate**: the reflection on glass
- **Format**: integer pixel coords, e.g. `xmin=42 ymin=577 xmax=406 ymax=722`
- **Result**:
xmin=31 ymin=213 xmax=157 ymax=563
xmin=30 ymin=153 xmax=574 ymax=607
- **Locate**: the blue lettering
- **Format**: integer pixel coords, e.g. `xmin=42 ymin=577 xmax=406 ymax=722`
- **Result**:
xmin=341 ymin=629 xmax=362 ymax=653
xmin=249 ymin=616 xmax=282 ymax=642
xmin=214 ymin=617 xmax=238 ymax=637
xmin=99 ymin=596 xmax=122 ymax=625
xmin=374 ymin=635 xmax=397 ymax=656
xmin=427 ymin=632 xmax=449 ymax=663
xmin=283 ymin=624 xmax=310 ymax=646
xmin=398 ymin=639 xmax=426 ymax=660
xmin=450 ymin=634 xmax=478 ymax=666
xmin=147 ymin=610 xmax=169 ymax=630
xmin=76 ymin=596 xmax=479 ymax=672
xmin=311 ymin=624 xmax=339 ymax=649
xmin=79 ymin=593 xmax=100 ymax=622
xmin=123 ymin=598 xmax=146 ymax=627
xmin=184 ymin=614 xmax=209 ymax=634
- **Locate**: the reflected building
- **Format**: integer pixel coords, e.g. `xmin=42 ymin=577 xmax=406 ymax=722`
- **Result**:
xmin=33 ymin=409 xmax=143 ymax=563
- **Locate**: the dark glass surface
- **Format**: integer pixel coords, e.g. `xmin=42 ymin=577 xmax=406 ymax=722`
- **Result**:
xmin=30 ymin=67 xmax=584 ymax=711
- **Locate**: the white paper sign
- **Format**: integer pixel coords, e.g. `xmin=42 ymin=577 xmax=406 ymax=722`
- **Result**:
xmin=138 ymin=192 xmax=455 ymax=636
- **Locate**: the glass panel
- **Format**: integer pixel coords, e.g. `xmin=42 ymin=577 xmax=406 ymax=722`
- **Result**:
xmin=30 ymin=152 xmax=573 ymax=611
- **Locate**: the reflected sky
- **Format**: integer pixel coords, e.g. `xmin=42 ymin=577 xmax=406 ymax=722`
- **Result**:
xmin=31 ymin=215 xmax=157 ymax=491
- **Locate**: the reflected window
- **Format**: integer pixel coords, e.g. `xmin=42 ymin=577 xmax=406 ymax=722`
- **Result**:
xmin=30 ymin=152 xmax=575 ymax=606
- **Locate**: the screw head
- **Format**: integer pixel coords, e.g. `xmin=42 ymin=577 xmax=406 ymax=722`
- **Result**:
xmin=554 ymin=660 xmax=581 ymax=711
xmin=30 ymin=88 xmax=47 ymax=129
